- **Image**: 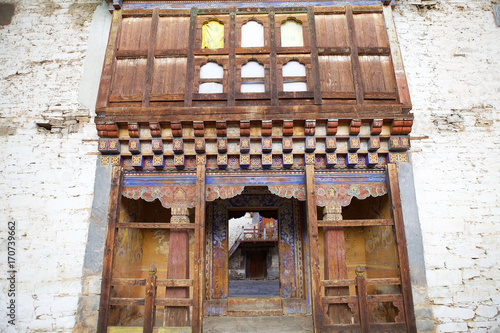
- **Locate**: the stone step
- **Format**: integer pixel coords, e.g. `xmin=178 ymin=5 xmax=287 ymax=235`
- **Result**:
xmin=227 ymin=297 xmax=283 ymax=316
xmin=227 ymin=309 xmax=283 ymax=317
xmin=203 ymin=315 xmax=314 ymax=333
xmin=228 ymin=296 xmax=281 ymax=310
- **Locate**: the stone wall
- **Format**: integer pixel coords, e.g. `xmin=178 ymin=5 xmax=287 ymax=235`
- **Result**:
xmin=0 ymin=0 xmax=498 ymax=332
xmin=0 ymin=1 xmax=109 ymax=332
xmin=395 ymin=0 xmax=500 ymax=332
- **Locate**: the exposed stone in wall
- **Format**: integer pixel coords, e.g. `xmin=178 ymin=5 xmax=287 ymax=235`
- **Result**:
xmin=0 ymin=1 xmax=105 ymax=332
xmin=395 ymin=0 xmax=500 ymax=331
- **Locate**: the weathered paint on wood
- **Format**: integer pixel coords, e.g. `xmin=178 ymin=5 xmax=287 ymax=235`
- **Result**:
xmin=383 ymin=4 xmax=412 ymax=111
xmin=165 ymin=228 xmax=190 ymax=326
xmin=97 ymin=166 xmax=123 ymax=333
xmin=387 ymin=163 xmax=417 ymax=333
xmin=143 ymin=268 xmax=157 ymax=333
xmin=323 ymin=227 xmax=351 ymax=325
xmin=96 ymin=9 xmax=121 ymax=109
xmin=192 ymin=164 xmax=206 ymax=333
xmin=305 ymin=165 xmax=323 ymax=332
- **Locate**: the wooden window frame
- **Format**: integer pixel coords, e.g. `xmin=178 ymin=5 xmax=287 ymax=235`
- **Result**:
xmin=277 ymin=57 xmax=314 ymax=100
xmin=192 ymin=58 xmax=229 ymax=101
xmin=236 ymin=15 xmax=270 ymax=52
xmin=275 ymin=13 xmax=311 ymax=53
xmin=235 ymin=57 xmax=271 ymax=101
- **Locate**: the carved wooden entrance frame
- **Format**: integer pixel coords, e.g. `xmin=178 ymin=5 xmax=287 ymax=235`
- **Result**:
xmin=99 ymin=165 xmax=415 ymax=333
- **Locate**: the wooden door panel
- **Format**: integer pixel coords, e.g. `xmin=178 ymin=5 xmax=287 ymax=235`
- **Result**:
xmin=248 ymin=252 xmax=266 ymax=279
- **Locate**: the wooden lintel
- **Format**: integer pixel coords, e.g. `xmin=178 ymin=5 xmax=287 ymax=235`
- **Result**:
xmin=96 ymin=104 xmax=410 ymax=124
xmin=109 ymin=297 xmax=145 ymax=306
xmin=156 ymin=279 xmax=194 ymax=287
xmin=367 ymin=294 xmax=404 ymax=302
xmin=115 ymin=222 xmax=195 ymax=229
xmin=111 ymin=278 xmax=146 ymax=286
xmin=321 ymin=295 xmax=357 ymax=304
xmin=321 ymin=277 xmax=401 ymax=287
xmin=318 ymin=219 xmax=393 ymax=227
xmin=155 ymin=298 xmax=194 ymax=307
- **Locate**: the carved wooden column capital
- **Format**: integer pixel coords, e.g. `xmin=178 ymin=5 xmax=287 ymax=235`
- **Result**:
xmin=323 ymin=204 xmax=342 ymax=222
xmin=171 ymin=204 xmax=190 ymax=224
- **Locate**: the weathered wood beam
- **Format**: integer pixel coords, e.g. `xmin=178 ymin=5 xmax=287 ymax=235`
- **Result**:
xmin=96 ymin=104 xmax=410 ymax=123
xmin=184 ymin=8 xmax=197 ymax=107
xmin=305 ymin=164 xmax=323 ymax=332
xmin=346 ymin=5 xmax=365 ymax=104
xmin=115 ymin=222 xmax=195 ymax=229
xmin=357 ymin=275 xmax=370 ymax=332
xmin=307 ymin=6 xmax=322 ymax=105
xmin=142 ymin=8 xmax=159 ymax=107
xmin=192 ymin=164 xmax=206 ymax=333
xmin=97 ymin=166 xmax=123 ymax=333
xmin=387 ymin=163 xmax=417 ymax=333
xmin=318 ymin=219 xmax=393 ymax=227
xmin=383 ymin=5 xmax=412 ymax=112
xmin=143 ymin=265 xmax=157 ymax=333
xmin=96 ymin=9 xmax=121 ymax=109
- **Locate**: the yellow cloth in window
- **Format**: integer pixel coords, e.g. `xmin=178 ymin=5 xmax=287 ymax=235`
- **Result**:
xmin=202 ymin=20 xmax=224 ymax=49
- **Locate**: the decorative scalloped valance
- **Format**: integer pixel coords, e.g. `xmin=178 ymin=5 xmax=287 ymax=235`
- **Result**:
xmin=121 ymin=171 xmax=387 ymax=209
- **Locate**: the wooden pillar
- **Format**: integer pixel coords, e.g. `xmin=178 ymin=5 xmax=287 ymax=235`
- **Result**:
xmin=192 ymin=164 xmax=206 ymax=333
xmin=355 ymin=267 xmax=370 ymax=333
xmin=387 ymin=163 xmax=417 ymax=333
xmin=97 ymin=166 xmax=123 ymax=333
xmin=144 ymin=264 xmax=158 ymax=333
xmin=164 ymin=205 xmax=191 ymax=327
xmin=305 ymin=164 xmax=323 ymax=332
xmin=323 ymin=204 xmax=351 ymax=324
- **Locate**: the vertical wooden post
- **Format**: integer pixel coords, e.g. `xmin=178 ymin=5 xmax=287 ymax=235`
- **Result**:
xmin=142 ymin=8 xmax=160 ymax=107
xmin=382 ymin=4 xmax=412 ymax=112
xmin=97 ymin=166 xmax=123 ymax=333
xmin=305 ymin=164 xmax=323 ymax=332
xmin=269 ymin=9 xmax=278 ymax=105
xmin=346 ymin=5 xmax=365 ymax=105
xmin=323 ymin=205 xmax=350 ymax=324
xmin=144 ymin=264 xmax=158 ymax=333
xmin=387 ymin=163 xmax=417 ymax=333
xmin=355 ymin=268 xmax=369 ymax=333
xmin=164 ymin=205 xmax=190 ymax=327
xmin=184 ymin=8 xmax=198 ymax=107
xmin=228 ymin=7 xmax=236 ymax=106
xmin=307 ymin=6 xmax=322 ymax=105
xmin=192 ymin=164 xmax=206 ymax=333
xmin=96 ymin=9 xmax=122 ymax=109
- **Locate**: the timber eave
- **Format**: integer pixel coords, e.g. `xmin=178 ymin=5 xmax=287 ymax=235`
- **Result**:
xmin=95 ymin=104 xmax=413 ymax=124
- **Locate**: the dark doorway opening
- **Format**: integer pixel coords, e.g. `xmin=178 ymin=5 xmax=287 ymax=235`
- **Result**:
xmin=228 ymin=211 xmax=280 ymax=297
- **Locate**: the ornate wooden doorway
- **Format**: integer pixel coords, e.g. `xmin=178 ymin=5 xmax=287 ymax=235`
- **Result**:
xmin=204 ymin=187 xmax=309 ymax=317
